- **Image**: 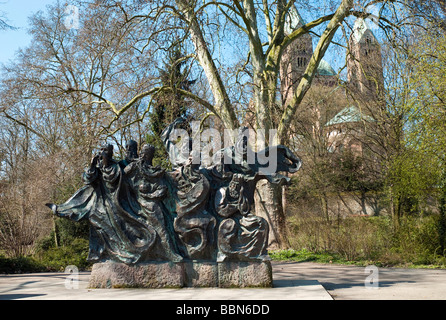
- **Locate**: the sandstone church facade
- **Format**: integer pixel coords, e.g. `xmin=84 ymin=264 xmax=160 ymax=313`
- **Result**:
xmin=280 ymin=5 xmax=384 ymax=157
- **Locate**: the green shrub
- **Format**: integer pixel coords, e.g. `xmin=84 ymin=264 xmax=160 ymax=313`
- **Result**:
xmin=0 ymin=255 xmax=44 ymax=274
xmin=55 ymin=218 xmax=89 ymax=247
xmin=391 ymin=215 xmax=444 ymax=266
xmin=0 ymin=237 xmax=91 ymax=273
xmin=284 ymin=213 xmax=446 ymax=267
xmin=35 ymin=238 xmax=91 ymax=271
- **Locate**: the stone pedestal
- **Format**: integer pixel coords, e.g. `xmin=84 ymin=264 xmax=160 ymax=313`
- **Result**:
xmin=89 ymin=260 xmax=272 ymax=288
xmin=183 ymin=261 xmax=218 ymax=287
xmin=218 ymin=261 xmax=273 ymax=288
xmin=89 ymin=262 xmax=184 ymax=288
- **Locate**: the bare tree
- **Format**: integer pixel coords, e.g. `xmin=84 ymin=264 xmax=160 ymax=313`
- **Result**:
xmin=0 ymin=0 xmax=417 ymax=250
xmin=51 ymin=0 xmax=406 ymax=247
xmin=0 ymin=2 xmax=169 ymax=254
xmin=0 ymin=9 xmax=16 ymax=31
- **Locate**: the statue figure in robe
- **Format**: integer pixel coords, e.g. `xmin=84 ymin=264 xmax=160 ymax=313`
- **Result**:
xmin=209 ymin=127 xmax=302 ymax=261
xmin=162 ymin=119 xmax=217 ymax=260
xmin=46 ymin=143 xmax=157 ymax=264
xmin=121 ymin=143 xmax=183 ymax=262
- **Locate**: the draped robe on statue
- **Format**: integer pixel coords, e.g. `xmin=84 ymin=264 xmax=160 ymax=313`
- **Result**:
xmin=47 ymin=160 xmax=157 ymax=264
xmin=122 ymin=159 xmax=183 ymax=262
xmin=168 ymin=163 xmax=217 ymax=260
xmin=209 ymin=128 xmax=302 ymax=261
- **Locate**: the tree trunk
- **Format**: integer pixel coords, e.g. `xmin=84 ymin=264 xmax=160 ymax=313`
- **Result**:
xmin=389 ymin=191 xmax=400 ymax=231
xmin=439 ymin=170 xmax=446 ymax=254
xmin=53 ymin=215 xmax=59 ymax=248
xmin=175 ymin=0 xmax=238 ymax=131
xmin=254 ymin=179 xmax=289 ymax=249
xmin=439 ymin=190 xmax=446 ymax=254
xmin=320 ymin=192 xmax=330 ymax=223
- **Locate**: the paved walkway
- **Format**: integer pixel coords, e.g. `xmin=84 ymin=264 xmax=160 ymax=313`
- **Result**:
xmin=1 ymin=262 xmax=446 ymax=300
xmin=275 ymin=262 xmax=446 ymax=299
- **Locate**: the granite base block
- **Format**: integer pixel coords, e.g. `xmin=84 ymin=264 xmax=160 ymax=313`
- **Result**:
xmin=218 ymin=261 xmax=273 ymax=288
xmin=89 ymin=262 xmax=184 ymax=288
xmin=183 ymin=261 xmax=218 ymax=287
xmin=89 ymin=260 xmax=272 ymax=288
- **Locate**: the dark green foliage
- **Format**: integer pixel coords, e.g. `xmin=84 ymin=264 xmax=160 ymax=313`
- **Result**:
xmin=151 ymin=46 xmax=195 ymax=133
xmin=145 ymin=132 xmax=171 ymax=169
xmin=35 ymin=238 xmax=91 ymax=271
xmin=0 ymin=218 xmax=91 ymax=273
xmin=147 ymin=46 xmax=195 ymax=168
xmin=55 ymin=218 xmax=89 ymax=247
xmin=0 ymin=238 xmax=91 ymax=273
xmin=0 ymin=255 xmax=42 ymax=274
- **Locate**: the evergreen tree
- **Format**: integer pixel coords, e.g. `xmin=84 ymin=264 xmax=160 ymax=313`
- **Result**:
xmin=147 ymin=46 xmax=196 ymax=167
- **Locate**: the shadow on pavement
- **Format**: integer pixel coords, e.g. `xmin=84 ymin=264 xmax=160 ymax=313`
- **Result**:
xmin=0 ymin=293 xmax=47 ymax=300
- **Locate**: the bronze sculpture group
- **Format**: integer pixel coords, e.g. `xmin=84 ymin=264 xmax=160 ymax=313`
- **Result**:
xmin=46 ymin=119 xmax=301 ymax=265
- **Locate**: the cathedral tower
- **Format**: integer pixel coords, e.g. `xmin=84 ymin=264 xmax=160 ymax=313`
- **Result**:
xmin=347 ymin=18 xmax=384 ymax=102
xmin=280 ymin=5 xmax=313 ymax=106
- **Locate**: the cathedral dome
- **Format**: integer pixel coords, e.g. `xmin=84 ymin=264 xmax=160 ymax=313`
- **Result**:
xmin=317 ymin=59 xmax=336 ymax=76
xmin=325 ymin=105 xmax=374 ymax=127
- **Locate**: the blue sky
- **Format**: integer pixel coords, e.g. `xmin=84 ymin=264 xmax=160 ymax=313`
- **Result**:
xmin=0 ymin=1 xmax=367 ymax=77
xmin=0 ymin=0 xmax=55 ymax=65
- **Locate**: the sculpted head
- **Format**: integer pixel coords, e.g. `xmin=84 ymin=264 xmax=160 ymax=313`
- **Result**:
xmin=100 ymin=143 xmax=114 ymax=159
xmin=125 ymin=140 xmax=138 ymax=162
xmin=140 ymin=144 xmax=156 ymax=164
